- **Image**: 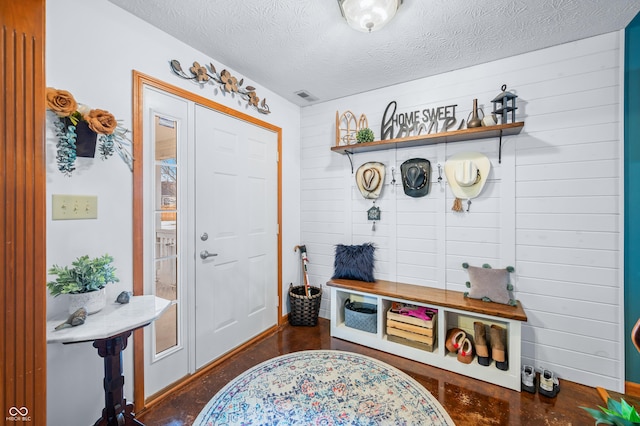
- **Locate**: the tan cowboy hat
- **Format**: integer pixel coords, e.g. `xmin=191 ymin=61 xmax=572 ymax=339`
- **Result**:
xmin=444 ymin=152 xmax=491 ymax=200
xmin=356 ymin=162 xmax=385 ymax=199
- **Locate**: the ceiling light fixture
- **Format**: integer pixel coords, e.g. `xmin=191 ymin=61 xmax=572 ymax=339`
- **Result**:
xmin=337 ymin=0 xmax=402 ymax=33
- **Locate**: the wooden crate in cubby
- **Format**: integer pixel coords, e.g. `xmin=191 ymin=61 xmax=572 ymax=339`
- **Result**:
xmin=386 ymin=302 xmax=438 ymax=352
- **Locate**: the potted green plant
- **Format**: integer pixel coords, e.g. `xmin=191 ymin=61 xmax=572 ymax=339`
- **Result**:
xmin=356 ymin=127 xmax=375 ymax=143
xmin=47 ymin=254 xmax=119 ymax=315
xmin=581 ymin=397 xmax=640 ymax=425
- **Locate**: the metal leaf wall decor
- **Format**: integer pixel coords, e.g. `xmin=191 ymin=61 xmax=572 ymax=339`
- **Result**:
xmin=170 ymin=60 xmax=271 ymax=114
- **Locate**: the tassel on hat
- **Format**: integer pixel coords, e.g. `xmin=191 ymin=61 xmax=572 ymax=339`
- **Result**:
xmin=452 ymin=198 xmax=463 ymax=212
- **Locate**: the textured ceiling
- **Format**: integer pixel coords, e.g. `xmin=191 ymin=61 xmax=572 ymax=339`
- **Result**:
xmin=108 ymin=0 xmax=640 ymax=107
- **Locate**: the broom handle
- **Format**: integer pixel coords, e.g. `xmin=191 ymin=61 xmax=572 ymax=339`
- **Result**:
xmin=294 ymin=245 xmax=311 ymax=297
xmin=301 ymin=251 xmax=310 ymax=296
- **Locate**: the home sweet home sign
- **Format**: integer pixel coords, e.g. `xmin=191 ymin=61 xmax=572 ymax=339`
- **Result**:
xmin=380 ymin=100 xmax=462 ymax=140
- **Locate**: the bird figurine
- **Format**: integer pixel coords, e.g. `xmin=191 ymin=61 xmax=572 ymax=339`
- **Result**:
xmin=54 ymin=307 xmax=87 ymax=330
xmin=116 ymin=291 xmax=132 ymax=304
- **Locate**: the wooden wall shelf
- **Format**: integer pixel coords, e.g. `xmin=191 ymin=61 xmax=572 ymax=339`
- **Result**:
xmin=331 ymin=122 xmax=524 ymax=157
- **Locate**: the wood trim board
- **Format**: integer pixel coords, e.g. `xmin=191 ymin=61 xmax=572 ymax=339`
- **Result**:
xmin=1 ymin=0 xmax=47 ymax=422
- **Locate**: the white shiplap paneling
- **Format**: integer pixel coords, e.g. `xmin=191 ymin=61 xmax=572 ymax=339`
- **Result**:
xmin=300 ymin=32 xmax=623 ymax=391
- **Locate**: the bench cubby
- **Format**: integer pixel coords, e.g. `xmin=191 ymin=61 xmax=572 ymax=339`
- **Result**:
xmin=327 ymin=278 xmax=527 ymax=391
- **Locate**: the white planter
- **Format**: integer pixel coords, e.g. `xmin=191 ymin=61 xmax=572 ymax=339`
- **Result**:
xmin=67 ymin=288 xmax=106 ymax=315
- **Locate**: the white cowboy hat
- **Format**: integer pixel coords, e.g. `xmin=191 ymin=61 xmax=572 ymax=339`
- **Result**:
xmin=444 ymin=152 xmax=491 ymax=200
xmin=356 ymin=162 xmax=385 ymax=199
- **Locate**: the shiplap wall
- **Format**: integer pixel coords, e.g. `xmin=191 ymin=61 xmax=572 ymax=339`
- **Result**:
xmin=300 ymin=32 xmax=623 ymax=391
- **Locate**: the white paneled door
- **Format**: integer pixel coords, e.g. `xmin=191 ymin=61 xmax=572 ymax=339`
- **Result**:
xmin=193 ymin=105 xmax=278 ymax=368
xmin=143 ymin=88 xmax=278 ymax=398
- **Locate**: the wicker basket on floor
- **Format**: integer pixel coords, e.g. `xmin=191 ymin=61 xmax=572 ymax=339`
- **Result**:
xmin=289 ymin=284 xmax=322 ymax=326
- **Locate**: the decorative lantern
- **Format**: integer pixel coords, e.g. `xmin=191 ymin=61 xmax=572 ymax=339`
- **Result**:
xmin=491 ymin=84 xmax=518 ymax=125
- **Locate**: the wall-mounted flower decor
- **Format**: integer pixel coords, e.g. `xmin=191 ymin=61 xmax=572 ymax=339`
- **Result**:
xmin=170 ymin=60 xmax=271 ymax=115
xmin=46 ymin=88 xmax=133 ymax=176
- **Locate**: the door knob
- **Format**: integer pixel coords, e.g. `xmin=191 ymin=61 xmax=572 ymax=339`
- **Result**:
xmin=200 ymin=250 xmax=218 ymax=260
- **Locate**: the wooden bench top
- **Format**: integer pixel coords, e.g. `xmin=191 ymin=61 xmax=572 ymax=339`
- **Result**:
xmin=327 ymin=278 xmax=527 ymax=322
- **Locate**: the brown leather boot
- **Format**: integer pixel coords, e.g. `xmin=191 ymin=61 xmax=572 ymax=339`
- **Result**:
xmin=474 ymin=321 xmax=490 ymax=366
xmin=490 ymin=324 xmax=508 ymax=371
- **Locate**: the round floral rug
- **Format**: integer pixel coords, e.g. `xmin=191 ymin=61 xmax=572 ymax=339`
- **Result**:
xmin=194 ymin=350 xmax=455 ymax=425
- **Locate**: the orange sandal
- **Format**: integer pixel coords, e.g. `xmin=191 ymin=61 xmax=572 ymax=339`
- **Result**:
xmin=445 ymin=328 xmax=466 ymax=353
xmin=457 ymin=337 xmax=474 ymax=364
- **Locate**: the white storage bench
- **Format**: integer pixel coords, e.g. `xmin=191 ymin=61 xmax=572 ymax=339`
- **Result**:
xmin=327 ymin=278 xmax=528 ymax=391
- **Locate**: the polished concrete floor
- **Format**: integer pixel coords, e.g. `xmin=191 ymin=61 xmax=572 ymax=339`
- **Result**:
xmin=137 ymin=319 xmax=633 ymax=425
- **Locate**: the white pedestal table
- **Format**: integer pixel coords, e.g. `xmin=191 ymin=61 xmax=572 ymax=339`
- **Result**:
xmin=46 ymin=295 xmax=170 ymax=426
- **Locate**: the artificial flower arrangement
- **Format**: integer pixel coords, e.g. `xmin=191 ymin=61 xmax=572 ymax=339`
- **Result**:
xmin=170 ymin=60 xmax=271 ymax=115
xmin=46 ymin=87 xmax=133 ymax=176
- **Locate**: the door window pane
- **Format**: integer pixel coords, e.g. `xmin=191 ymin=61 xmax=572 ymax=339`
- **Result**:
xmin=155 ymin=116 xmax=176 ymax=160
xmin=155 ymin=212 xmax=177 ymax=259
xmin=155 ymin=258 xmax=177 ymax=300
xmin=155 ymin=304 xmax=178 ymax=353
xmin=153 ymin=115 xmax=180 ymax=356
xmin=156 ymin=164 xmax=177 ymax=211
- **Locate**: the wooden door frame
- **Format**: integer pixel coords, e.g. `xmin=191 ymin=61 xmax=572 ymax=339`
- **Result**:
xmin=131 ymin=71 xmax=283 ymax=411
xmin=1 ymin=0 xmax=47 ymax=423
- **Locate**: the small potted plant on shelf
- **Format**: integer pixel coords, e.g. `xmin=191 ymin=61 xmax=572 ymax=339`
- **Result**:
xmin=356 ymin=127 xmax=375 ymax=143
xmin=47 ymin=254 xmax=119 ymax=315
xmin=581 ymin=397 xmax=640 ymax=425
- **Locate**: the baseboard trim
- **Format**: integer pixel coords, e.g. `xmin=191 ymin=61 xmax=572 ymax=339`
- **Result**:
xmin=138 ymin=324 xmax=280 ymax=415
xmin=596 ymin=387 xmax=610 ymax=403
xmin=625 ymin=381 xmax=640 ymax=397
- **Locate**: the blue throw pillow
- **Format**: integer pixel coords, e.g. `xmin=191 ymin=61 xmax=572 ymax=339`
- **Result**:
xmin=332 ymin=243 xmax=376 ymax=282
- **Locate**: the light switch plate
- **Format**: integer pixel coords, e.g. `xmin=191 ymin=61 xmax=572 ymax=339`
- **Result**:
xmin=52 ymin=194 xmax=98 ymax=220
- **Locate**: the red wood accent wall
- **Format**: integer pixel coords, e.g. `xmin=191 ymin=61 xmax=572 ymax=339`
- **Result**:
xmin=0 ymin=0 xmax=47 ymax=423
